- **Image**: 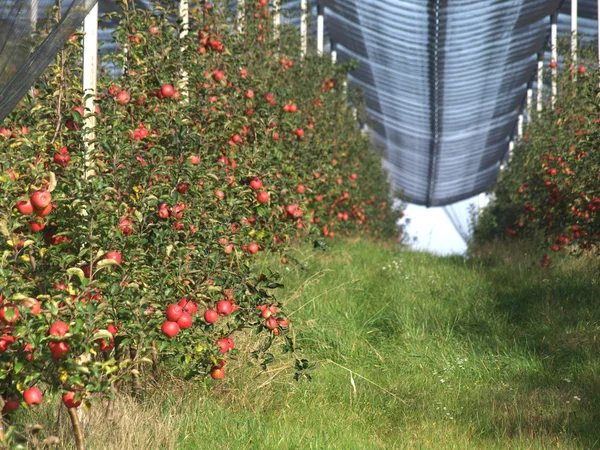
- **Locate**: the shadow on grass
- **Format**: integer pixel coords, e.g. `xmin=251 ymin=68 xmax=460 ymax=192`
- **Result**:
xmin=455 ymin=256 xmax=600 ymax=447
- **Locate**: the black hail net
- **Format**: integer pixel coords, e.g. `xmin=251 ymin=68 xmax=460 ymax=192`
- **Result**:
xmin=0 ymin=0 xmax=99 ymax=122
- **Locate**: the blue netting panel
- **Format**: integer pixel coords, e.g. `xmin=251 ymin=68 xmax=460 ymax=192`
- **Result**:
xmin=323 ymin=0 xmax=563 ymax=206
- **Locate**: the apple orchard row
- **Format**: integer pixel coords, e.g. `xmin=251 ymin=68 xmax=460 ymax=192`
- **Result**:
xmin=0 ymin=0 xmax=402 ymax=444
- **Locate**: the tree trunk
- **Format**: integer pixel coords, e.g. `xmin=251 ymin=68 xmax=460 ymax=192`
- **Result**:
xmin=0 ymin=415 xmax=7 ymax=449
xmin=67 ymin=407 xmax=86 ymax=450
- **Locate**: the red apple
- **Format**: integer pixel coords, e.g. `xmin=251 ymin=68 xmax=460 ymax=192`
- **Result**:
xmin=105 ymin=251 xmax=122 ymax=264
xmin=116 ymin=91 xmax=130 ymax=105
xmin=217 ymin=300 xmax=232 ymax=316
xmin=62 ymin=391 xmax=82 ymax=409
xmin=257 ymin=191 xmax=269 ymax=203
xmin=16 ymin=200 xmax=34 ymax=215
xmin=54 ymin=152 xmax=71 ymax=167
xmin=2 ymin=397 xmax=19 ymax=414
xmin=23 ymin=387 xmax=42 ymax=407
xmin=250 ymin=178 xmax=263 ymax=190
xmin=161 ymin=84 xmax=174 ymax=98
xmin=30 ymin=189 xmax=51 ymax=209
xmin=213 ymin=70 xmax=225 ymax=81
xmin=0 ymin=304 xmax=19 ymax=324
xmin=23 ymin=298 xmax=40 ymax=315
xmin=211 ymin=367 xmax=224 ymax=380
xmin=120 ymin=218 xmax=133 ymax=235
xmin=177 ymin=312 xmax=193 ymax=329
xmin=204 ymin=309 xmax=219 ymax=323
xmin=49 ymin=341 xmax=69 ymax=359
xmin=98 ymin=336 xmax=115 ymax=352
xmin=0 ymin=335 xmax=15 ymax=353
xmin=248 ymin=243 xmax=259 ymax=254
xmin=162 ymin=321 xmax=180 ymax=337
xmin=265 ymin=317 xmax=278 ymax=330
xmin=158 ymin=207 xmax=170 ymax=219
xmin=166 ymin=304 xmax=183 ymax=322
xmin=178 ymin=299 xmax=198 ymax=314
xmin=34 ymin=203 xmax=52 ymax=217
xmin=225 ymin=337 xmax=235 ymax=349
xmin=216 ymin=338 xmax=230 ymax=353
xmin=49 ymin=321 xmax=69 ymax=336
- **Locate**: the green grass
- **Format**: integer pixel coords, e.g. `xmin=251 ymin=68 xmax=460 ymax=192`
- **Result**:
xmin=20 ymin=239 xmax=600 ymax=449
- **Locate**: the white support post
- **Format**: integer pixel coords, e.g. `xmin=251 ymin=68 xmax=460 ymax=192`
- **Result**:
xmin=331 ymin=44 xmax=337 ymax=64
xmin=29 ymin=0 xmax=38 ymax=98
xmin=317 ymin=1 xmax=324 ymax=55
xmin=273 ymin=0 xmax=280 ymax=41
xmin=571 ymin=0 xmax=578 ymax=64
xmin=83 ymin=3 xmax=98 ymax=153
xmin=300 ymin=0 xmax=307 ymax=57
xmin=237 ymin=0 xmax=245 ymax=33
xmin=507 ymin=141 xmax=515 ymax=163
xmin=536 ymin=56 xmax=543 ymax=112
xmin=551 ymin=13 xmax=558 ymax=109
xmin=29 ymin=0 xmax=37 ymax=30
xmin=179 ymin=0 xmax=189 ymax=99
xmin=517 ymin=114 xmax=523 ymax=139
xmin=477 ymin=192 xmax=486 ymax=219
xmin=526 ymin=87 xmax=533 ymax=122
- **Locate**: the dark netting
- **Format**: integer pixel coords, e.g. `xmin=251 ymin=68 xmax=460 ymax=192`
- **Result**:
xmin=323 ymin=0 xmax=568 ymax=206
xmin=0 ymin=0 xmax=100 ymax=122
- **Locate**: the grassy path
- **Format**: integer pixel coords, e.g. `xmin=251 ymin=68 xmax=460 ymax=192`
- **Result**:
xmin=173 ymin=240 xmax=600 ymax=449
xmin=27 ymin=239 xmax=600 ymax=449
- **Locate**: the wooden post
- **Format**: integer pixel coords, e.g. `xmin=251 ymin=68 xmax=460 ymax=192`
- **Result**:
xmin=237 ymin=0 xmax=245 ymax=33
xmin=83 ymin=2 xmax=98 ymax=153
xmin=536 ymin=55 xmax=543 ymax=112
xmin=300 ymin=0 xmax=307 ymax=56
xmin=571 ymin=0 xmax=578 ymax=64
xmin=551 ymin=13 xmax=557 ymax=108
xmin=317 ymin=1 xmax=324 ymax=55
xmin=179 ymin=0 xmax=189 ymax=99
